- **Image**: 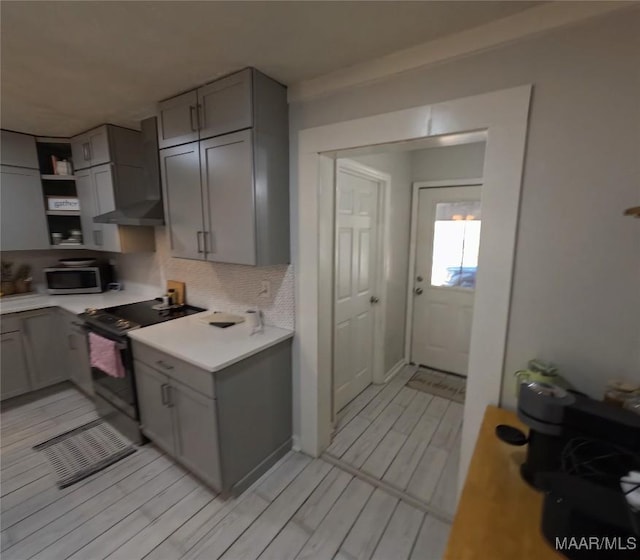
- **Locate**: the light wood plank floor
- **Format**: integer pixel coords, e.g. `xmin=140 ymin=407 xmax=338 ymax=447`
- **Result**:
xmin=1 ymin=385 xmax=450 ymax=560
xmin=326 ymin=365 xmax=463 ymax=520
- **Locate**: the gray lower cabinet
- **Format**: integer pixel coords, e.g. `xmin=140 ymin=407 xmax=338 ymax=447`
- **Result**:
xmin=21 ymin=310 xmax=66 ymax=390
xmin=171 ymin=380 xmax=221 ymax=490
xmin=135 ymin=360 xmax=222 ymax=489
xmin=0 ymin=166 xmax=50 ymax=251
xmin=61 ymin=311 xmax=94 ymax=397
xmin=1 ymin=331 xmax=30 ymax=400
xmin=135 ymin=361 xmax=176 ymax=454
xmin=133 ymin=338 xmax=292 ymax=495
xmin=0 ymin=309 xmax=68 ymax=401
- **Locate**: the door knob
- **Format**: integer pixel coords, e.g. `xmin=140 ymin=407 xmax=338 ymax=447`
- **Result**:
xmin=370 ymin=296 xmax=380 ymax=304
xmin=416 ymin=275 xmax=424 ymax=282
xmin=414 ymin=287 xmax=424 ymax=295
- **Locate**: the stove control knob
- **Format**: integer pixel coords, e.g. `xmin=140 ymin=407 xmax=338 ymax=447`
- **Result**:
xmin=85 ymin=308 xmax=98 ymax=316
xmin=116 ymin=319 xmax=131 ymax=329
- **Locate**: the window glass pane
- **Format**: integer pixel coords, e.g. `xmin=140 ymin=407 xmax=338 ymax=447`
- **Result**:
xmin=430 ymin=200 xmax=481 ymax=288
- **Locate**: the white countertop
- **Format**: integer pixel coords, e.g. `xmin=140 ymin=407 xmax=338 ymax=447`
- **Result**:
xmin=127 ymin=311 xmax=294 ymax=373
xmin=0 ymin=285 xmax=159 ymax=315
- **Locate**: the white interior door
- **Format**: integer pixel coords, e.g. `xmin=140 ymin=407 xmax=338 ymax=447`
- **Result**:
xmin=411 ymin=186 xmax=482 ymax=376
xmin=334 ymin=164 xmax=380 ymax=411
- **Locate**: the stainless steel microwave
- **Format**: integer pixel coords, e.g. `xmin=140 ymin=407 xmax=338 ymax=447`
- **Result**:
xmin=44 ymin=264 xmax=113 ymax=294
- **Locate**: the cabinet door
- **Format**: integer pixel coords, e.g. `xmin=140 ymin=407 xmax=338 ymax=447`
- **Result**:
xmin=134 ymin=361 xmax=175 ymax=455
xmin=22 ymin=311 xmax=66 ymax=390
xmin=1 ymin=130 xmax=39 ymax=169
xmin=64 ymin=317 xmax=94 ymax=397
xmin=71 ymin=133 xmax=92 ymax=171
xmin=157 ymin=90 xmax=199 ymax=149
xmin=1 ymin=332 xmax=31 ymax=400
xmin=171 ymin=380 xmax=221 ymax=490
xmin=88 ymin=127 xmax=111 ymax=167
xmin=92 ymin=164 xmax=121 ymax=252
xmin=76 ymin=169 xmax=99 ymax=250
xmin=160 ymin=142 xmax=205 ymax=260
xmin=197 ymin=69 xmax=253 ymax=141
xmin=201 ymin=130 xmax=256 ymax=265
xmin=0 ymin=166 xmax=50 ymax=251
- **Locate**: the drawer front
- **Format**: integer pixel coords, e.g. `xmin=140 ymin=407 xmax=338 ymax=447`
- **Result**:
xmin=131 ymin=340 xmax=214 ymax=398
xmin=1 ymin=315 xmax=22 ymax=334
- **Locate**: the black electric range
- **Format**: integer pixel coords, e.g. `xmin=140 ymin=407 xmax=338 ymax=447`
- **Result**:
xmin=79 ymin=300 xmax=205 ymax=444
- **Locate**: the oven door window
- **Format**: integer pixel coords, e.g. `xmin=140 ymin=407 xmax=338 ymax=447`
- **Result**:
xmin=47 ymin=270 xmax=98 ymax=290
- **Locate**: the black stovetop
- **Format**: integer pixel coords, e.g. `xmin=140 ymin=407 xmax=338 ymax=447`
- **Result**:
xmin=81 ymin=300 xmax=205 ymax=335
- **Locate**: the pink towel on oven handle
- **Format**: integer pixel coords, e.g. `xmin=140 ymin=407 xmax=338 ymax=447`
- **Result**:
xmin=89 ymin=332 xmax=126 ymax=379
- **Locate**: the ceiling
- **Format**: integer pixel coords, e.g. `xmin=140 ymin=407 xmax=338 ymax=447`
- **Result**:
xmin=1 ymin=1 xmax=541 ymax=137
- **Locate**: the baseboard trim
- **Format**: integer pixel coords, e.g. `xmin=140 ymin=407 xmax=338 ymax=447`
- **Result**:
xmin=383 ymin=359 xmax=407 ymax=384
xmin=322 ymin=451 xmax=453 ymax=523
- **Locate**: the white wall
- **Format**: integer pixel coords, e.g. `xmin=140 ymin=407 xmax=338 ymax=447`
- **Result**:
xmin=411 ymin=143 xmax=485 ymax=182
xmin=289 ymin=6 xmax=640 ymax=430
xmin=349 ymin=152 xmax=412 ymax=374
xmin=115 ymin=228 xmax=294 ymax=330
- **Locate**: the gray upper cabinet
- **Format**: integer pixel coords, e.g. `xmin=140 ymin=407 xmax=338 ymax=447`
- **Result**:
xmin=0 ymin=166 xmax=50 ymax=251
xmin=160 ymin=142 xmax=204 ymax=259
xmin=158 ymin=69 xmax=252 ymax=150
xmin=0 ymin=130 xmax=39 ymax=169
xmin=76 ymin=164 xmax=121 ymax=251
xmin=158 ymin=67 xmax=289 ymax=266
xmin=201 ymin=130 xmax=255 ymax=265
xmin=1 ymin=332 xmax=31 ymax=400
xmin=71 ymin=125 xmax=142 ymax=171
xmin=157 ymin=90 xmax=199 ymax=150
xmin=198 ymin=70 xmax=252 ymax=141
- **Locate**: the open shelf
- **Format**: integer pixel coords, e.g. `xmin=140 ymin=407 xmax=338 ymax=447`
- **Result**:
xmin=46 ymin=210 xmax=80 ymax=216
xmin=41 ymin=174 xmax=77 ymax=181
xmin=50 ymin=244 xmax=86 ymax=249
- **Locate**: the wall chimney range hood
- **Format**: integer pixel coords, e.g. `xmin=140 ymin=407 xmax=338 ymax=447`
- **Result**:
xmin=93 ymin=117 xmax=164 ymax=226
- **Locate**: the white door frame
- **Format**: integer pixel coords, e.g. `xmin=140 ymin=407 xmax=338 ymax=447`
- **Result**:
xmin=404 ymin=178 xmax=484 ymax=364
xmin=295 ymin=85 xmax=532 ymax=486
xmin=335 ymin=159 xmax=391 ymax=400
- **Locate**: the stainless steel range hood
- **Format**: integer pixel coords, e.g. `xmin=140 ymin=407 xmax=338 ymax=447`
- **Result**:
xmin=93 ymin=117 xmax=164 ymax=226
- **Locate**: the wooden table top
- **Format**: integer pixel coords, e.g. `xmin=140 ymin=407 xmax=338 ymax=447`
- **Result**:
xmin=445 ymin=405 xmax=563 ymax=560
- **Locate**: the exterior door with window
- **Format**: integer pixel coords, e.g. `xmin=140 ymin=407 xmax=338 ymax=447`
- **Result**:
xmin=411 ymin=185 xmax=481 ymax=376
xmin=333 ymin=164 xmax=380 ymax=411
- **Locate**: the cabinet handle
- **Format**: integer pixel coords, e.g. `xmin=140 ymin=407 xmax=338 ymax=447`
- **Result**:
xmin=83 ymin=142 xmax=92 ymax=161
xmin=161 ymin=383 xmax=168 ymax=405
xmin=189 ymin=106 xmax=198 ymax=132
xmin=196 ymin=231 xmax=204 ymax=254
xmin=166 ymin=385 xmax=174 ymax=408
xmin=156 ymin=360 xmax=174 ymax=371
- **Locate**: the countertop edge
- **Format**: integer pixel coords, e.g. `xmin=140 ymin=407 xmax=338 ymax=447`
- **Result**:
xmin=127 ymin=329 xmax=294 ymax=373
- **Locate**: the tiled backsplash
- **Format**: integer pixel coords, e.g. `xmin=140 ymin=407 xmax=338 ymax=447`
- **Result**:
xmin=115 ymin=228 xmax=295 ymax=330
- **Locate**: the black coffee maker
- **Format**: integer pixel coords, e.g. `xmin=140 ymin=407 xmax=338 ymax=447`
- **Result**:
xmin=498 ymin=381 xmax=640 ymax=559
